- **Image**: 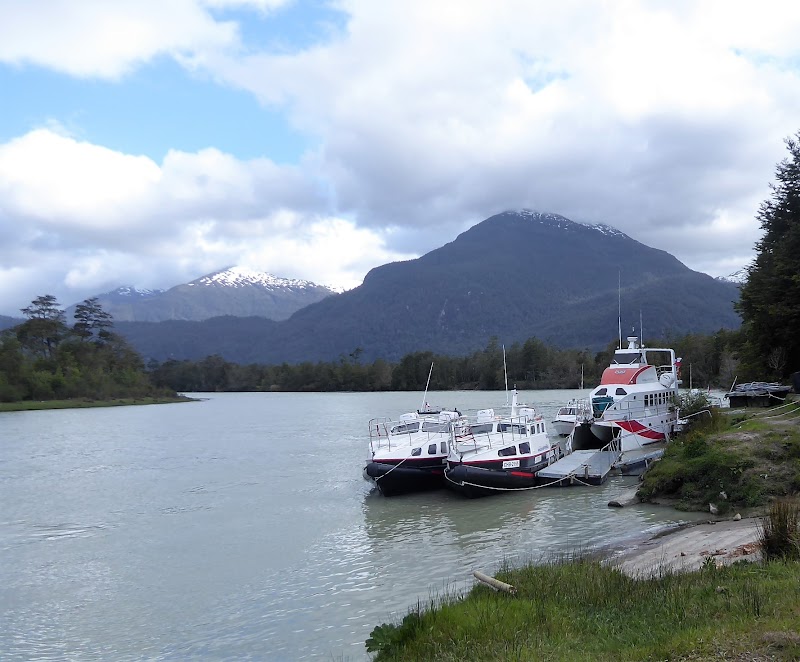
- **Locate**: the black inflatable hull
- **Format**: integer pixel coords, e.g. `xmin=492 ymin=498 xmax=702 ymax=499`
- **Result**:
xmin=444 ymin=461 xmax=548 ymax=498
xmin=364 ymin=462 xmax=445 ymax=496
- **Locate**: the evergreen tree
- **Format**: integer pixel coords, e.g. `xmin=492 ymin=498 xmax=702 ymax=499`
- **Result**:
xmin=17 ymin=295 xmax=68 ymax=359
xmin=737 ymin=132 xmax=800 ymax=378
xmin=73 ymin=297 xmax=114 ymax=342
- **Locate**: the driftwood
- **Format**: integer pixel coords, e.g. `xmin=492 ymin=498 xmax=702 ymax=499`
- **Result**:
xmin=473 ymin=570 xmax=517 ymax=595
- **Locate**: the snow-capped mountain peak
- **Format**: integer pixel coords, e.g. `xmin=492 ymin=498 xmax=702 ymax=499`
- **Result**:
xmin=717 ymin=268 xmax=748 ymax=284
xmin=112 ymin=286 xmax=164 ymax=298
xmin=510 ymin=209 xmax=627 ymax=238
xmin=190 ymin=266 xmax=331 ymax=292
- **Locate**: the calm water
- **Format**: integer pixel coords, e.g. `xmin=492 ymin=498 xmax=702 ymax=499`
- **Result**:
xmin=0 ymin=390 xmax=706 ymax=661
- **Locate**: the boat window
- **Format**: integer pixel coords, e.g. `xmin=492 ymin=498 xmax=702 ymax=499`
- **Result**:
xmin=427 ymin=444 xmax=437 ymax=455
xmin=612 ymin=351 xmax=643 ymax=364
xmin=497 ymin=446 xmax=516 ymax=457
xmin=391 ymin=422 xmax=420 ymax=434
xmin=422 ymin=421 xmax=449 ymax=433
xmin=615 ymin=388 xmax=627 ymax=395
xmin=519 ymin=442 xmax=531 ymax=454
xmin=470 ymin=423 xmax=494 ymax=435
xmin=596 ymin=388 xmax=608 ymax=396
xmin=499 ymin=423 xmax=527 ymax=434
xmin=568 ymin=408 xmax=575 ymax=416
xmin=440 ymin=442 xmax=447 ymax=454
xmin=411 ymin=447 xmax=421 ymax=456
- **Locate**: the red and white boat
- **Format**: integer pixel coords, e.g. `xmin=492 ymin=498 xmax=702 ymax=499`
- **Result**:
xmin=570 ymin=335 xmax=681 ymax=453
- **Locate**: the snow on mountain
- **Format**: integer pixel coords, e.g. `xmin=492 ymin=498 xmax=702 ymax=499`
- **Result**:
xmin=110 ymin=286 xmax=165 ymax=298
xmin=717 ymin=268 xmax=748 ymax=284
xmin=510 ymin=209 xmax=627 ymax=238
xmin=190 ymin=266 xmax=332 ymax=292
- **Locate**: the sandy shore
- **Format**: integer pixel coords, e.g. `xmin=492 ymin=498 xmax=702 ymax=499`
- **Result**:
xmin=613 ymin=517 xmax=763 ymax=577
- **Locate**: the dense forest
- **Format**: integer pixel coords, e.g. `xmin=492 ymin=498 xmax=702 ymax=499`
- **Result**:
xmin=0 ymin=295 xmax=176 ymax=403
xmin=145 ymin=330 xmax=741 ymax=393
xmin=2 ymin=133 xmax=798 ymax=402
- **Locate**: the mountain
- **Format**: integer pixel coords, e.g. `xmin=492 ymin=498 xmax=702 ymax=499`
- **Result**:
xmin=0 ymin=315 xmax=22 ymax=332
xmin=71 ymin=267 xmax=339 ymax=322
xmin=115 ymin=211 xmax=742 ymax=363
xmin=717 ymin=268 xmax=748 ymax=284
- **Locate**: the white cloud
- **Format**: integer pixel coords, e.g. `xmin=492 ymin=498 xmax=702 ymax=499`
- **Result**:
xmin=2 ymin=0 xmax=800 ymax=314
xmin=0 ymin=128 xmax=408 ymax=314
xmin=0 ymin=0 xmax=238 ymax=78
xmin=205 ymin=0 xmax=800 ymax=276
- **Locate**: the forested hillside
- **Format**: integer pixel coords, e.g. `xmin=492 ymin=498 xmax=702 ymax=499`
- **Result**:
xmin=116 ymin=211 xmax=741 ymax=364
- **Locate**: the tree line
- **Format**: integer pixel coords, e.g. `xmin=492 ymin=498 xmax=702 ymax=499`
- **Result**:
xmin=0 ymin=295 xmax=175 ymax=402
xmin=147 ymin=329 xmax=744 ymax=393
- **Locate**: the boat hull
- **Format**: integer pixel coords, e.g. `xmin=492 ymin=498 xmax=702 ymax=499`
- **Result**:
xmin=571 ymin=420 xmax=670 ymax=452
xmin=550 ymin=420 xmax=575 ymax=436
xmin=444 ymin=459 xmax=550 ymax=498
xmin=364 ymin=461 xmax=445 ymax=496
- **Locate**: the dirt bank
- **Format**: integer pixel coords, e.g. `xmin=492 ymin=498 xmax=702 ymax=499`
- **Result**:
xmin=613 ymin=517 xmax=762 ymax=577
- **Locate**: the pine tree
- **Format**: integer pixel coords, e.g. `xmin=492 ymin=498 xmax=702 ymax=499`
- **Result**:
xmin=17 ymin=295 xmax=68 ymax=359
xmin=736 ymin=132 xmax=800 ymax=378
xmin=73 ymin=297 xmax=114 ymax=342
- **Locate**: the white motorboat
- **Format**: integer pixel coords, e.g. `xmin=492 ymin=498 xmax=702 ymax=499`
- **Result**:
xmin=569 ymin=335 xmax=681 ymax=453
xmin=364 ymin=407 xmax=461 ymax=496
xmin=444 ymin=389 xmax=562 ymax=498
xmin=551 ymin=401 xmax=578 ymax=436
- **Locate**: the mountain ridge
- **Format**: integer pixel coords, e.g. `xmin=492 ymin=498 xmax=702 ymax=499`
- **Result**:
xmin=114 ymin=210 xmax=741 ymax=363
xmin=66 ymin=267 xmax=340 ymax=323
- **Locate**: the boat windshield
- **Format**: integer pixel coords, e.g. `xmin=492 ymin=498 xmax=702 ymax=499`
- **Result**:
xmin=498 ymin=423 xmax=527 ymax=434
xmin=391 ymin=422 xmax=420 ymax=434
xmin=612 ymin=351 xmax=643 ymax=365
xmin=421 ymin=421 xmax=450 ymax=433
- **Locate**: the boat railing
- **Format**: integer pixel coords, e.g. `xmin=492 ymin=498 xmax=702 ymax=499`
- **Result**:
xmin=450 ymin=414 xmax=534 ymax=452
xmin=573 ymin=398 xmax=594 ymax=424
xmin=370 ymin=415 xmax=462 ymax=453
xmin=368 ymin=417 xmax=392 ymax=453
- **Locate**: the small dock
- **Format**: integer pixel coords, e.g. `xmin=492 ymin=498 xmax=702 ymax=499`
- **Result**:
xmin=536 ymin=450 xmax=619 ymax=486
xmin=613 ymin=448 xmax=665 ymax=475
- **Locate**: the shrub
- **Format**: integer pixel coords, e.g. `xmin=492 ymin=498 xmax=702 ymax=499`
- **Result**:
xmin=759 ymin=499 xmax=800 ymax=561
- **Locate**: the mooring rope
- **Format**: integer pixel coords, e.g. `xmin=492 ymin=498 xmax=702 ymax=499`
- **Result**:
xmin=373 ymin=454 xmax=413 ymax=482
xmin=443 ymin=470 xmax=586 ymax=492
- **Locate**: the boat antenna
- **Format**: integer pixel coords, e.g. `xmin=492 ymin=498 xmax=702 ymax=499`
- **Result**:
xmin=421 ymin=362 xmax=434 ymax=410
xmin=503 ymin=344 xmax=509 ymax=406
xmin=617 ymin=269 xmax=622 ymax=349
xmin=639 ymin=309 xmax=643 ymax=347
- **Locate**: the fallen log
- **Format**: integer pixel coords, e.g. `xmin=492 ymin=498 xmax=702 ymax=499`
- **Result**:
xmin=473 ymin=570 xmax=517 ymax=595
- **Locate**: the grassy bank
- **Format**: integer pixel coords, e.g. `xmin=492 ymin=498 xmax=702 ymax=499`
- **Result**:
xmin=0 ymin=395 xmax=196 ymax=412
xmin=368 ymin=556 xmax=800 ymax=661
xmin=638 ymin=400 xmax=800 ymax=512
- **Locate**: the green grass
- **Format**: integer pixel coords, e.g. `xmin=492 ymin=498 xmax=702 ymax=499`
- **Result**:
xmin=368 ymin=557 xmax=800 ymax=661
xmin=637 ymin=409 xmax=800 ymax=511
xmin=0 ymin=395 xmax=196 ymax=412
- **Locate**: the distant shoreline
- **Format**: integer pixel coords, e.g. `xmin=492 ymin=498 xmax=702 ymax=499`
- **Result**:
xmin=0 ymin=395 xmax=197 ymax=412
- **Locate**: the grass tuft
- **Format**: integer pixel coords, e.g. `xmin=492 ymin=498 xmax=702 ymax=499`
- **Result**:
xmin=759 ymin=499 xmax=800 ymax=561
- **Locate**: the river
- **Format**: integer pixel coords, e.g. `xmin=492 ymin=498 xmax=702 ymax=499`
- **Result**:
xmin=0 ymin=390 xmax=707 ymax=660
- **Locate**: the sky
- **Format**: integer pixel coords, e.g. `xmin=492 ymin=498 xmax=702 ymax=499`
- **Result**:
xmin=2 ymin=0 xmax=800 ymax=317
